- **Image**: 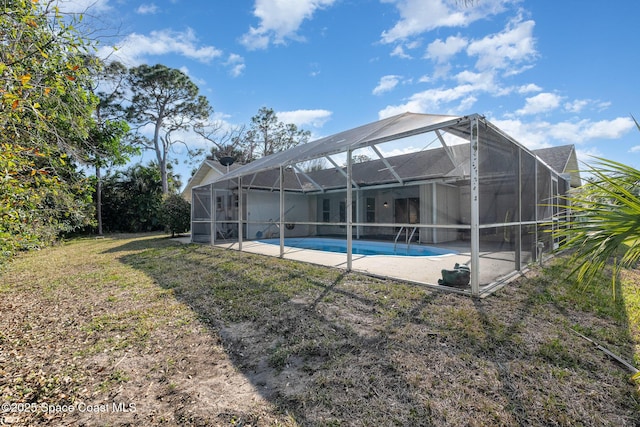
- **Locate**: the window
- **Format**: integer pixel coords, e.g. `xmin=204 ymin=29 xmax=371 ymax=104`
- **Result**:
xmin=322 ymin=199 xmax=331 ymax=222
xmin=366 ymin=197 xmax=375 ymax=223
xmin=216 ymin=196 xmax=223 ymax=210
xmin=339 ymin=201 xmax=357 ymax=228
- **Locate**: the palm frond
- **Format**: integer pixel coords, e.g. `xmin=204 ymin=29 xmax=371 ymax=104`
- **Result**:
xmin=553 ymin=152 xmax=640 ymax=293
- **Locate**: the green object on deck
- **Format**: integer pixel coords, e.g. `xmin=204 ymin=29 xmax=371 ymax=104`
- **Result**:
xmin=438 ymin=263 xmax=470 ymax=286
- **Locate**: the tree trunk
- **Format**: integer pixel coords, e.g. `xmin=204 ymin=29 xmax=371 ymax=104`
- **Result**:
xmin=155 ymin=120 xmax=169 ymax=194
xmin=96 ymin=164 xmax=103 ymax=235
xmin=160 ymin=161 xmax=168 ymax=194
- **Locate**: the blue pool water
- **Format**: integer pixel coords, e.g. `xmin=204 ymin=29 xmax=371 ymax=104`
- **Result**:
xmin=257 ymin=237 xmax=457 ymax=257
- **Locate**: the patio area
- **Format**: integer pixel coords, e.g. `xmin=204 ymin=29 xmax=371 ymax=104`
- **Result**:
xmin=207 ymin=237 xmax=535 ymax=297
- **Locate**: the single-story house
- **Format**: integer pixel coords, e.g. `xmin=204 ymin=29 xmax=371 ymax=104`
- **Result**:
xmin=188 ymin=112 xmax=580 ymax=297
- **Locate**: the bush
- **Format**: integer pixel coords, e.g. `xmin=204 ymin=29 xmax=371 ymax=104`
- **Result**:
xmin=100 ymin=164 xmax=165 ymax=233
xmin=159 ymin=194 xmax=191 ymax=237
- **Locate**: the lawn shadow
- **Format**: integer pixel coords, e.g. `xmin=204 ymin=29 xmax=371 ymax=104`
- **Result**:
xmin=99 ymin=232 xmax=177 ymax=253
xmin=112 ymin=237 xmax=640 ymax=426
xmin=113 ymin=238 xmax=447 ymax=425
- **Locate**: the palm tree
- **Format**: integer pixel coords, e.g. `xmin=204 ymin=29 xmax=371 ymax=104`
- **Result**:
xmin=554 ymin=117 xmax=640 ymax=293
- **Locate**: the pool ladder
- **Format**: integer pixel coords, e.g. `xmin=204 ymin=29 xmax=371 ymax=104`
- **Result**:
xmin=394 ymin=226 xmax=418 ymax=251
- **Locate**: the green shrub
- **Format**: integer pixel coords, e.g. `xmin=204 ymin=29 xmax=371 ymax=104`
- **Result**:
xmin=100 ymin=164 xmax=165 ymax=233
xmin=159 ymin=194 xmax=191 ymax=237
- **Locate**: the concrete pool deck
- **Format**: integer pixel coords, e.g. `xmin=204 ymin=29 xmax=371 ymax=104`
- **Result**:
xmin=198 ymin=238 xmax=525 ymax=297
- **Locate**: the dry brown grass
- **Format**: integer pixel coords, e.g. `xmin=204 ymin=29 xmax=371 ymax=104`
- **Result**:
xmin=0 ymin=233 xmax=639 ymax=426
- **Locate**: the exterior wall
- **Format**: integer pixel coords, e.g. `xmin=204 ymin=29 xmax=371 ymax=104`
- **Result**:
xmin=371 ymin=190 xmax=394 ymax=237
xmin=245 ymin=191 xmax=311 ymax=239
xmin=311 ymin=184 xmax=464 ymax=242
xmin=313 ymin=189 xmax=403 ymax=238
xmin=182 ymin=164 xmax=224 ymax=201
xmin=420 ymin=183 xmax=460 ymax=244
xmin=314 ymin=193 xmax=350 ymax=237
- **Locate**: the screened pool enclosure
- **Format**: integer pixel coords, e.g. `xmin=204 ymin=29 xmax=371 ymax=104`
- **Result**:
xmin=191 ymin=113 xmax=575 ymax=297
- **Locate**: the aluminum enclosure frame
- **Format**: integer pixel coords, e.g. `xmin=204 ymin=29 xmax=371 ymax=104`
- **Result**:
xmin=191 ymin=112 xmax=573 ymax=297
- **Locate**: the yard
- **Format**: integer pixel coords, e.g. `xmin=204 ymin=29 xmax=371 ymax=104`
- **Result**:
xmin=1 ymin=233 xmax=639 ymax=426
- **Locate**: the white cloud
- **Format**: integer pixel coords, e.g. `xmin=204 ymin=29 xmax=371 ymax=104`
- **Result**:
xmin=373 ymin=75 xmax=402 ymax=95
xmin=489 ymin=119 xmax=538 ymax=148
xmin=378 ymin=84 xmax=476 ymax=118
xmin=97 ymin=28 xmax=223 ymax=66
xmin=378 ymin=68 xmax=501 ymax=118
xmin=467 ymin=15 xmax=537 ymax=74
xmin=516 ymin=92 xmax=563 ymax=115
xmin=136 ymin=4 xmax=158 ymax=14
xmin=546 ymin=121 xmax=588 ymax=143
xmin=564 ymin=99 xmax=590 ymax=113
xmin=380 ymin=0 xmax=511 ymax=44
xmin=376 ymin=16 xmax=541 ymax=120
xmin=517 ymin=83 xmax=542 ymax=94
xmin=55 ymin=0 xmax=112 ymax=13
xmin=239 ymin=28 xmax=271 ymax=50
xmin=241 ymin=0 xmax=337 ymax=50
xmin=225 ymin=54 xmax=246 ymax=78
xmin=390 ymin=45 xmax=412 ymax=59
xmin=492 ymin=117 xmax=636 ymax=149
xmin=580 ymin=117 xmax=636 ymax=140
xmin=389 ymin=40 xmax=421 ymax=60
xmin=575 ymin=147 xmax=603 ymax=166
xmin=387 ymin=13 xmax=539 ymax=117
xmin=454 ymin=70 xmax=496 ymax=91
xmin=277 ymin=109 xmax=332 ymax=128
xmin=426 ymin=35 xmax=468 ymax=63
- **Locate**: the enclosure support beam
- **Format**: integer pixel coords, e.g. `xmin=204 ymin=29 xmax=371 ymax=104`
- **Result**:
xmin=515 ymin=149 xmax=522 ymax=269
xmin=279 ymin=166 xmax=285 ymax=258
xmin=432 ymin=183 xmax=438 ymax=244
xmin=371 ymin=145 xmax=403 ymax=185
xmin=346 ymin=149 xmax=353 ymax=271
xmin=326 ymin=156 xmax=359 ymax=189
xmin=238 ymin=177 xmax=243 ymax=251
xmin=293 ymin=165 xmax=324 ymax=193
xmin=355 ymin=190 xmax=361 ymax=239
xmin=470 ymin=117 xmax=481 ymax=297
xmin=435 ymin=129 xmax=456 ymax=164
xmin=210 ymin=186 xmax=215 ymax=246
xmin=247 ymin=173 xmax=258 ymax=190
xmin=534 ymin=157 xmax=539 ymax=262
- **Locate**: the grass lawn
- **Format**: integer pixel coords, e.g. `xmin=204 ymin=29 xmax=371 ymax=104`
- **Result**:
xmin=1 ymin=233 xmax=639 ymax=426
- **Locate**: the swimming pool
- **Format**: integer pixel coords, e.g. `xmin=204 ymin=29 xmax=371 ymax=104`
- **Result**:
xmin=257 ymin=237 xmax=457 ymax=257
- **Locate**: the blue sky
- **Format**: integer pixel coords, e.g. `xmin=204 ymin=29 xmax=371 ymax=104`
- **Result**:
xmin=60 ymin=0 xmax=639 ymax=186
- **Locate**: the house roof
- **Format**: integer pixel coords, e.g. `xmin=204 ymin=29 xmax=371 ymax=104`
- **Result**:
xmin=532 ymin=144 xmax=581 ymax=187
xmin=228 ymin=143 xmax=578 ymax=193
xmin=181 ymin=158 xmax=244 ymax=199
